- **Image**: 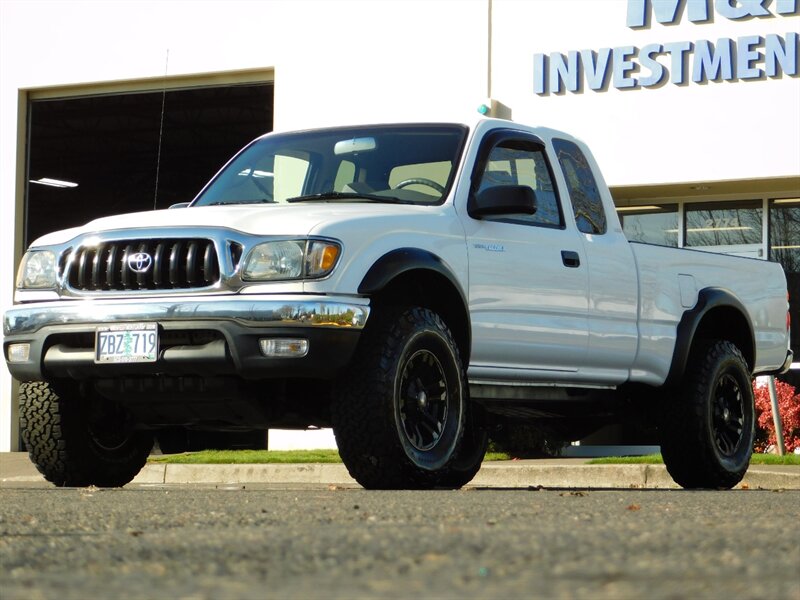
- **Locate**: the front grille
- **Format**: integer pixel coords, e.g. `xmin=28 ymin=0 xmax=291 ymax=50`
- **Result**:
xmin=67 ymin=239 xmax=220 ymax=292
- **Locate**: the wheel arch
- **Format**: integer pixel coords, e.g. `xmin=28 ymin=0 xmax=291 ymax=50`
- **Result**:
xmin=358 ymin=248 xmax=471 ymax=364
xmin=665 ymin=287 xmax=755 ymax=387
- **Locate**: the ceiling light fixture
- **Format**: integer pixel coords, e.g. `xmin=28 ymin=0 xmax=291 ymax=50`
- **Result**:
xmin=686 ymin=226 xmax=750 ymax=232
xmin=615 ymin=205 xmax=664 ymax=212
xmin=30 ymin=178 xmax=79 ymax=188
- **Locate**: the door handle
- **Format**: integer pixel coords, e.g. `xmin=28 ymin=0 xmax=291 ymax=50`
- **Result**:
xmin=561 ymin=250 xmax=581 ymax=268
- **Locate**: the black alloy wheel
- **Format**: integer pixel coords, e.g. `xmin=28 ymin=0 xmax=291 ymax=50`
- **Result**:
xmin=333 ymin=306 xmax=468 ymax=489
xmin=397 ymin=348 xmax=450 ymax=452
xmin=660 ymin=339 xmax=755 ymax=489
xmin=711 ymin=373 xmax=746 ymax=457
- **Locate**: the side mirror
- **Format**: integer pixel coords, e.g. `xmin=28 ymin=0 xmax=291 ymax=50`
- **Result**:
xmin=468 ymin=185 xmax=537 ymax=219
xmin=168 ymin=202 xmax=191 ymax=209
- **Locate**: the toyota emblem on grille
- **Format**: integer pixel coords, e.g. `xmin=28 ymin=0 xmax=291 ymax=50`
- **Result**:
xmin=128 ymin=252 xmax=153 ymax=273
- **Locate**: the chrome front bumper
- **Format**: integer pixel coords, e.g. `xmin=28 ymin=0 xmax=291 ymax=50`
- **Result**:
xmin=4 ymin=295 xmax=369 ymax=337
xmin=3 ymin=295 xmax=370 ymax=382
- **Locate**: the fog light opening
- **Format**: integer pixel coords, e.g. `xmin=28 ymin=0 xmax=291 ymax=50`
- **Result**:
xmin=8 ymin=343 xmax=31 ymax=363
xmin=259 ymin=338 xmax=309 ymax=358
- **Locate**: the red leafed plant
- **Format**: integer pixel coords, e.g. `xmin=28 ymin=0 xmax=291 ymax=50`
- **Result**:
xmin=753 ymin=379 xmax=800 ymax=453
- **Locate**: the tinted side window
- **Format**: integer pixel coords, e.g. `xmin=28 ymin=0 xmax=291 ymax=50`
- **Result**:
xmin=476 ymin=141 xmax=562 ymax=227
xmin=553 ymin=138 xmax=607 ymax=235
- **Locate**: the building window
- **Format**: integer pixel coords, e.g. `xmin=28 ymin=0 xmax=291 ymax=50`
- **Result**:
xmin=684 ymin=200 xmax=763 ymax=256
xmin=770 ymin=198 xmax=800 ymax=361
xmin=770 ymin=198 xmax=800 ymax=266
xmin=619 ymin=205 xmax=679 ymax=247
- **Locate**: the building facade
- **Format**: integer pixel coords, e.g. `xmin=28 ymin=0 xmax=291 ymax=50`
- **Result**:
xmin=1 ymin=0 xmax=798 ymax=451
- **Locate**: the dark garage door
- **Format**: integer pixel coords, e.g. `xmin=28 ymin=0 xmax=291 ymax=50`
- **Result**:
xmin=25 ymin=82 xmax=273 ymax=246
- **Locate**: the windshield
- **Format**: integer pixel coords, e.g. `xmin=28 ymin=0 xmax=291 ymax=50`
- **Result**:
xmin=192 ymin=124 xmax=468 ymax=207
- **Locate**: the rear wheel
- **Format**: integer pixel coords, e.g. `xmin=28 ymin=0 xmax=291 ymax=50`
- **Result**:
xmin=660 ymin=340 xmax=754 ymax=489
xmin=332 ymin=306 xmax=468 ymax=489
xmin=19 ymin=381 xmax=153 ymax=487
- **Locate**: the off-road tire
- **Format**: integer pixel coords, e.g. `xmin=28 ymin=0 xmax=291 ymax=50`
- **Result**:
xmin=19 ymin=381 xmax=153 ymax=487
xmin=435 ymin=404 xmax=488 ymax=488
xmin=660 ymin=340 xmax=754 ymax=489
xmin=332 ymin=306 xmax=467 ymax=489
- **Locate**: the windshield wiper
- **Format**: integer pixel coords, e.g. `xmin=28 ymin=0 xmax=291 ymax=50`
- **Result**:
xmin=286 ymin=192 xmax=412 ymax=204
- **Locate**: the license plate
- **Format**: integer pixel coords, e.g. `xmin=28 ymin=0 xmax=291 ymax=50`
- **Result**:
xmin=95 ymin=323 xmax=158 ymax=364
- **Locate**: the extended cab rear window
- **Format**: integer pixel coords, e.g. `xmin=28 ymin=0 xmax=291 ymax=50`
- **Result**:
xmin=553 ymin=138 xmax=607 ymax=235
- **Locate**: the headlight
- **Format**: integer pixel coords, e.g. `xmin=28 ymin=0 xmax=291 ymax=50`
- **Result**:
xmin=242 ymin=239 xmax=341 ymax=281
xmin=16 ymin=250 xmax=57 ymax=289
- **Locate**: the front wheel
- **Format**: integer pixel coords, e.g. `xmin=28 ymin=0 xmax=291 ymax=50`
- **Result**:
xmin=434 ymin=404 xmax=488 ymax=489
xmin=332 ymin=306 xmax=468 ymax=489
xmin=660 ymin=340 xmax=755 ymax=489
xmin=19 ymin=382 xmax=153 ymax=487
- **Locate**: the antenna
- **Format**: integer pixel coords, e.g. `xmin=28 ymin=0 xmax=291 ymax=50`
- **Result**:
xmin=487 ymin=0 xmax=492 ymax=99
xmin=153 ymin=49 xmax=169 ymax=210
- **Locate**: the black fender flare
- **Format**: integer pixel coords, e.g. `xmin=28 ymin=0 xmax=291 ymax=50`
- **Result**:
xmin=358 ymin=247 xmax=471 ymax=355
xmin=358 ymin=248 xmax=465 ymax=300
xmin=665 ymin=287 xmax=755 ymax=387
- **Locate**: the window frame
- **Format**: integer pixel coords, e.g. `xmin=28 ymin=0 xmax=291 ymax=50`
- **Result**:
xmin=193 ymin=123 xmax=469 ymax=207
xmin=469 ymin=129 xmax=566 ymax=230
xmin=683 ymin=199 xmax=763 ymax=249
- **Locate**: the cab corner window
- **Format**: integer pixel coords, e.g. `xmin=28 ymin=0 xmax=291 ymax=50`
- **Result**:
xmin=553 ymin=138 xmax=607 ymax=235
xmin=474 ymin=140 xmax=562 ymax=227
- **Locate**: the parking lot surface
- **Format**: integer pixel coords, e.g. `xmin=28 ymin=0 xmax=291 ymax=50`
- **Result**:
xmin=1 ymin=484 xmax=798 ymax=599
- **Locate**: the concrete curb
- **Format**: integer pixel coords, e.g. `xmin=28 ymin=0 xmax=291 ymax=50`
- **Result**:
xmin=132 ymin=462 xmax=800 ymax=490
xmin=471 ymin=463 xmax=800 ymax=490
xmin=3 ymin=453 xmax=799 ymax=490
xmin=134 ymin=463 xmax=357 ymax=485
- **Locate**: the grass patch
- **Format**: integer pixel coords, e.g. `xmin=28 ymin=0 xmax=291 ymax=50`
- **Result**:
xmin=485 ymin=452 xmax=513 ymax=461
xmin=748 ymin=454 xmax=800 ymax=465
xmin=588 ymin=453 xmax=800 ymax=466
xmin=149 ymin=449 xmax=343 ymax=464
xmin=149 ymin=449 xmax=799 ymax=466
xmin=150 ymin=449 xmax=514 ymax=464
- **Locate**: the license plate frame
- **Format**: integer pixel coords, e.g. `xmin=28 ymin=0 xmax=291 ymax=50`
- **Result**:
xmin=95 ymin=323 xmax=159 ymax=364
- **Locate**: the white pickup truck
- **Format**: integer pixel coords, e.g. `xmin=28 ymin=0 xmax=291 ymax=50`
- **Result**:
xmin=4 ymin=118 xmax=793 ymax=490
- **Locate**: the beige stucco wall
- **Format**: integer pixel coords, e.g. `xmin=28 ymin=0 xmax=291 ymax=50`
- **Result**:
xmin=0 ymin=0 xmax=488 ymax=450
xmin=1 ymin=0 xmax=797 ymax=450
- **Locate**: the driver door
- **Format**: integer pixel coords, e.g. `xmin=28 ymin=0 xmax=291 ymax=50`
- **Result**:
xmin=461 ymin=133 xmax=590 ymax=378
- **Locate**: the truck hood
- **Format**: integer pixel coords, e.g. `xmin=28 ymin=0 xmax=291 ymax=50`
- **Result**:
xmin=30 ymin=203 xmax=444 ymax=247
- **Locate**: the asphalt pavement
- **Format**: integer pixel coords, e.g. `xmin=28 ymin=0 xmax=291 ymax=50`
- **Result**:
xmin=2 ymin=486 xmax=799 ymax=599
xmin=2 ymin=451 xmax=798 ymax=489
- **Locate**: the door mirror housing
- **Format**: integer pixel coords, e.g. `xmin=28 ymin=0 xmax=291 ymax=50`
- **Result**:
xmin=468 ymin=185 xmax=537 ymax=219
